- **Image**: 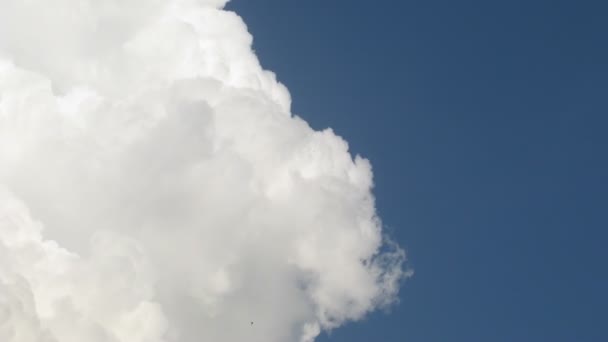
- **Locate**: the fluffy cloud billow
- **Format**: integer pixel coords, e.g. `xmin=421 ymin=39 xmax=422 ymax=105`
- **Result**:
xmin=0 ymin=1 xmax=409 ymax=341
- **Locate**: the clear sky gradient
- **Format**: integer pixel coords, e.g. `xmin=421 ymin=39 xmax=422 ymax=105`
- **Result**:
xmin=227 ymin=1 xmax=607 ymax=341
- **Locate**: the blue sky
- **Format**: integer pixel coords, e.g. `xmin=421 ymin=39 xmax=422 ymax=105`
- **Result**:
xmin=227 ymin=1 xmax=608 ymax=341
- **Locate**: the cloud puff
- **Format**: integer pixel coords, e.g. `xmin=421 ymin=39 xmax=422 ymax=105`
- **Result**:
xmin=0 ymin=1 xmax=409 ymax=341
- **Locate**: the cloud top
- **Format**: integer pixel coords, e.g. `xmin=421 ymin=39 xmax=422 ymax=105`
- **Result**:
xmin=0 ymin=1 xmax=409 ymax=341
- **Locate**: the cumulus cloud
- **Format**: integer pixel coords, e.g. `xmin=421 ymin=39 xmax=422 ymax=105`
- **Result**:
xmin=0 ymin=1 xmax=409 ymax=341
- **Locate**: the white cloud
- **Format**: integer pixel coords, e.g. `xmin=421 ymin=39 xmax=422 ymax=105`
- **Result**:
xmin=0 ymin=1 xmax=409 ymax=341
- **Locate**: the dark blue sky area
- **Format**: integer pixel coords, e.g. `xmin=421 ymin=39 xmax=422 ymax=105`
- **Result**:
xmin=227 ymin=1 xmax=607 ymax=341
